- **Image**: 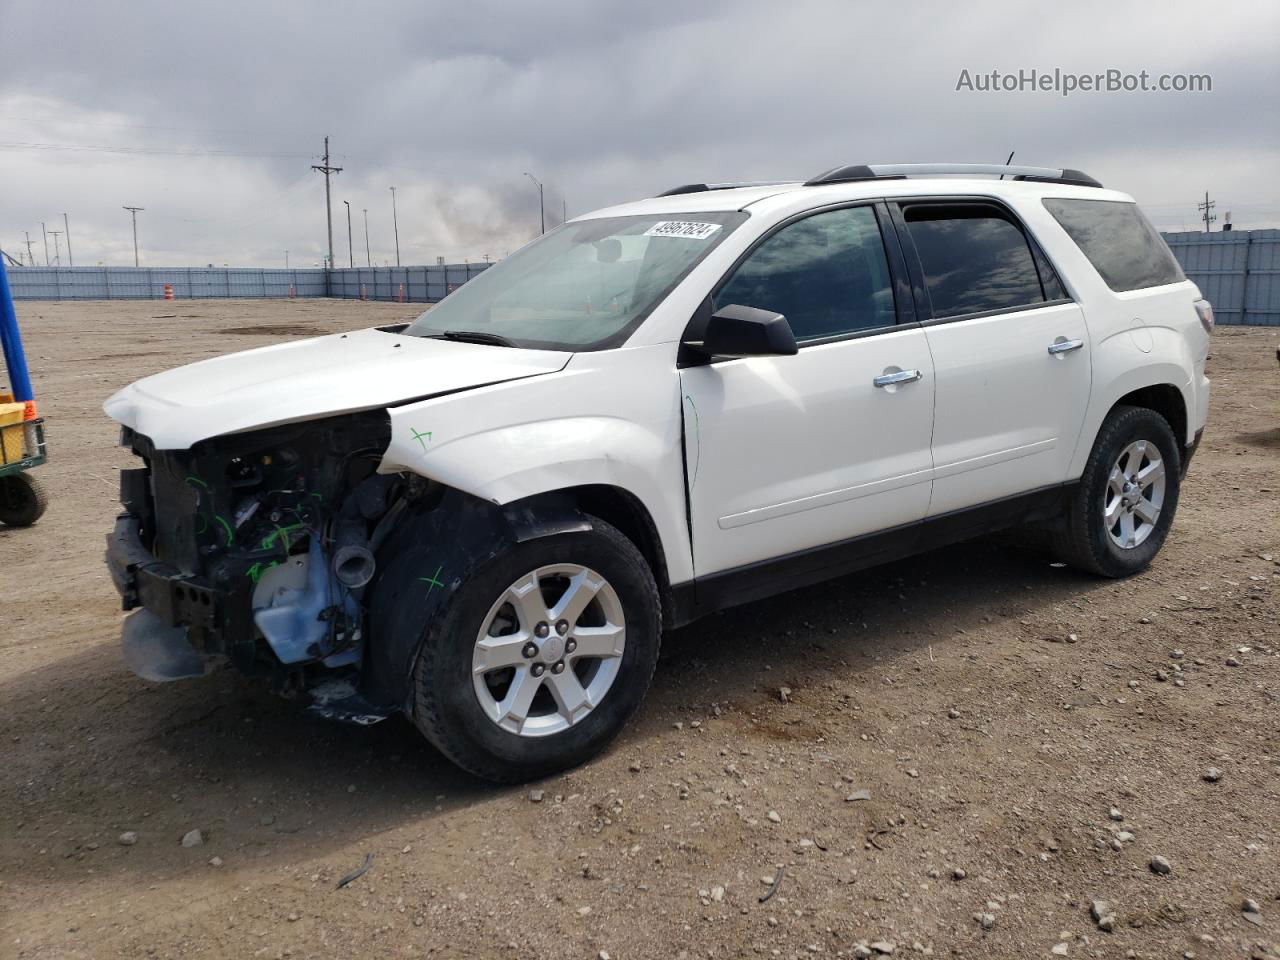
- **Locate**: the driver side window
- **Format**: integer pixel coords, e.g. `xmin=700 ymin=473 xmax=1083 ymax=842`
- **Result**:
xmin=715 ymin=206 xmax=895 ymax=342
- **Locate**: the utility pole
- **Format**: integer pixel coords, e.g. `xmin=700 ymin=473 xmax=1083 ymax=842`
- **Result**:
xmin=48 ymin=230 xmax=63 ymax=266
xmin=362 ymin=208 xmax=371 ymax=266
xmin=123 ymin=206 xmax=144 ymax=266
xmin=63 ymin=212 xmax=73 ymax=266
xmin=524 ymin=172 xmax=545 ymax=234
xmin=562 ymin=198 xmax=567 ymax=224
xmin=389 ymin=186 xmax=400 ymax=266
xmin=342 ymin=200 xmax=353 ymax=268
xmin=23 ymin=232 xmax=35 ymax=266
xmin=1198 ymin=191 xmax=1216 ymax=233
xmin=41 ymin=222 xmax=48 ymax=265
xmin=311 ymin=136 xmax=342 ymax=268
xmin=285 ymin=249 xmax=290 ymax=268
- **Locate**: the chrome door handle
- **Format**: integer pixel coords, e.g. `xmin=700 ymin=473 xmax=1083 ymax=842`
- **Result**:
xmin=873 ymin=369 xmax=923 ymax=387
xmin=1047 ymin=338 xmax=1084 ymax=355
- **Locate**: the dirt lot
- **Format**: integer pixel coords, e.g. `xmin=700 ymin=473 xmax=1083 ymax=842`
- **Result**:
xmin=1 ymin=299 xmax=1277 ymax=960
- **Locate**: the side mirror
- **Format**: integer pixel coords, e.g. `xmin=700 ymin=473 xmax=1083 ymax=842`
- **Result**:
xmin=690 ymin=304 xmax=798 ymax=358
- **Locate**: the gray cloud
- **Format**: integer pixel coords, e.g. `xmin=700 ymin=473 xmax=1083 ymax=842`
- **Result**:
xmin=1 ymin=0 xmax=1276 ymax=266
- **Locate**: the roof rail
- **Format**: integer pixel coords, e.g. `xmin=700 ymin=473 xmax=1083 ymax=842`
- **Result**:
xmin=656 ymin=180 xmax=791 ymax=197
xmin=805 ymin=163 xmax=1103 ymax=189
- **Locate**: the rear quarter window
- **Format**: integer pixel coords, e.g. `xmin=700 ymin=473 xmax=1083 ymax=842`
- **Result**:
xmin=1043 ymin=198 xmax=1184 ymax=293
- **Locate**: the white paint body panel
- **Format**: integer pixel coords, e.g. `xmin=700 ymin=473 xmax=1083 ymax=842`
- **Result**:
xmin=680 ymin=329 xmax=935 ymax=576
xmin=922 ymin=301 xmax=1091 ymax=516
xmin=102 ymin=327 xmax=569 ymax=450
xmin=380 ymin=344 xmax=695 ymax=585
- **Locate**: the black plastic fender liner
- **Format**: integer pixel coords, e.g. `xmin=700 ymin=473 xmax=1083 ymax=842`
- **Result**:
xmin=359 ymin=487 xmax=592 ymax=710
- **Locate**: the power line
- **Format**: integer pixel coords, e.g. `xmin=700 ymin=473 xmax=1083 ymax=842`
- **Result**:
xmin=1197 ymin=192 xmax=1216 ymax=233
xmin=390 ymin=186 xmax=400 ymax=266
xmin=311 ymin=136 xmax=342 ymax=269
xmin=363 ymin=208 xmax=371 ymax=267
xmin=123 ymin=206 xmax=144 ymax=266
xmin=0 ymin=139 xmax=318 ymax=159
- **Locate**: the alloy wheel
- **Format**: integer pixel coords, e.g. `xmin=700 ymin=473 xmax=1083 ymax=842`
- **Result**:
xmin=471 ymin=563 xmax=626 ymax=737
xmin=1103 ymin=439 xmax=1166 ymax=549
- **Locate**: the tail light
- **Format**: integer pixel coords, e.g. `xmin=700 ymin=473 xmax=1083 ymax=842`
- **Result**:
xmin=1193 ymin=299 xmax=1215 ymax=335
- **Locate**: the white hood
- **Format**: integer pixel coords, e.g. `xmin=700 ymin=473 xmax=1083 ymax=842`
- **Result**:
xmin=103 ymin=326 xmax=571 ymax=449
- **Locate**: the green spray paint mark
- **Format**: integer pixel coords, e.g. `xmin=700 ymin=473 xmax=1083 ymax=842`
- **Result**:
xmin=247 ymin=560 xmax=281 ymax=584
xmin=214 ymin=514 xmax=234 ymax=547
xmin=184 ymin=476 xmax=210 ymax=490
xmin=261 ymin=522 xmax=306 ymax=552
xmin=411 ymin=428 xmax=433 ymax=454
xmin=418 ymin=565 xmax=445 ymax=594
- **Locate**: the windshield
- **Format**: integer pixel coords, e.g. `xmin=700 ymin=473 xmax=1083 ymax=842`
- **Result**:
xmin=404 ymin=211 xmax=748 ymax=351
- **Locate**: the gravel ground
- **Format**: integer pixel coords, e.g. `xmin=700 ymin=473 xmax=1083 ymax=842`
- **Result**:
xmin=1 ymin=300 xmax=1277 ymax=960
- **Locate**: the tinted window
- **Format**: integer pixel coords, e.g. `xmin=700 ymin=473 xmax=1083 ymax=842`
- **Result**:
xmin=904 ymin=205 xmax=1046 ymax=318
xmin=1043 ymin=198 xmax=1184 ymax=292
xmin=715 ymin=206 xmax=895 ymax=341
xmin=1031 ymin=244 xmax=1069 ymax=300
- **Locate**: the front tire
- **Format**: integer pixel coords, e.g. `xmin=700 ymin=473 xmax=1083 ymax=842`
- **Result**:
xmin=411 ymin=518 xmax=661 ymax=783
xmin=1052 ymin=405 xmax=1181 ymax=577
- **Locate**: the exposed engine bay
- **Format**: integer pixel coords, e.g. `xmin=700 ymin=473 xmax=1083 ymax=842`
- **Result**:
xmin=112 ymin=411 xmax=407 ymax=708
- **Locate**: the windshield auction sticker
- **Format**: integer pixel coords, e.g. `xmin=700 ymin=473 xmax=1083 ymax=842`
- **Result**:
xmin=644 ymin=221 xmax=722 ymax=240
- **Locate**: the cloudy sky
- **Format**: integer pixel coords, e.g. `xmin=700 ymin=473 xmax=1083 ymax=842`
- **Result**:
xmin=1 ymin=0 xmax=1277 ymax=267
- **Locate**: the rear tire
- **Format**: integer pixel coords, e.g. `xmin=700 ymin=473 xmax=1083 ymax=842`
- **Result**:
xmin=1051 ymin=405 xmax=1180 ymax=577
xmin=0 ymin=473 xmax=48 ymax=527
xmin=411 ymin=518 xmax=661 ymax=783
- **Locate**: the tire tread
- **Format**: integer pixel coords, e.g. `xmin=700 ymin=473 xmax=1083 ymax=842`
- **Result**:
xmin=411 ymin=517 xmax=661 ymax=783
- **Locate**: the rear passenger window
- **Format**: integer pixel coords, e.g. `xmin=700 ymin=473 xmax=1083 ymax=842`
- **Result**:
xmin=1043 ymin=198 xmax=1184 ymax=292
xmin=715 ymin=206 xmax=895 ymax=342
xmin=902 ymin=204 xmax=1050 ymax=319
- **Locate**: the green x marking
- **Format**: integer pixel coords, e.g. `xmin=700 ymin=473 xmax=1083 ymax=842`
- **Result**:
xmin=411 ymin=428 xmax=433 ymax=453
xmin=418 ymin=565 xmax=445 ymax=593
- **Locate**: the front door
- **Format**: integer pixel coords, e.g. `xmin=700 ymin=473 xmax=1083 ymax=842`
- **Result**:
xmin=680 ymin=204 xmax=936 ymax=579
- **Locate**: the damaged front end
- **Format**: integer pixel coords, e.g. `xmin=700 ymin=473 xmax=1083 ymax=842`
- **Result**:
xmin=106 ymin=411 xmax=406 ymax=722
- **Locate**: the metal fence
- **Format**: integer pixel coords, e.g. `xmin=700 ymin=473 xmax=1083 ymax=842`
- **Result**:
xmin=328 ymin=264 xmax=491 ymax=302
xmin=1163 ymin=228 xmax=1280 ymax=326
xmin=4 ymin=263 xmax=489 ymax=304
xmin=5 ymin=231 xmax=1280 ymax=326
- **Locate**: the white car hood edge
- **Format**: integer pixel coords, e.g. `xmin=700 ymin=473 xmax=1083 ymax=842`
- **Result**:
xmin=102 ymin=326 xmax=572 ymax=450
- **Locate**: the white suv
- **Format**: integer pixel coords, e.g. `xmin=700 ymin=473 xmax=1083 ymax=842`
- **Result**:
xmin=105 ymin=163 xmax=1212 ymax=781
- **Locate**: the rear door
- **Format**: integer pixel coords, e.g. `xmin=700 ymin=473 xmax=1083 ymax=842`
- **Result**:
xmin=680 ymin=203 xmax=936 ymax=579
xmin=890 ymin=199 xmax=1091 ymax=516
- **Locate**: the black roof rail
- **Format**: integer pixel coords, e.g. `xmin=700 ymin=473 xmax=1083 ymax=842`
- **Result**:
xmin=656 ymin=180 xmax=791 ymax=197
xmin=804 ymin=163 xmax=1103 ymax=189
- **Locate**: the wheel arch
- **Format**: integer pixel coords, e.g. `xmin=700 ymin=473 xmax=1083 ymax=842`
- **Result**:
xmin=514 ymin=484 xmax=676 ymax=630
xmin=1069 ymin=362 xmax=1194 ymax=479
xmin=1112 ymin=384 xmax=1187 ymax=454
xmin=361 ymin=481 xmax=676 ymax=712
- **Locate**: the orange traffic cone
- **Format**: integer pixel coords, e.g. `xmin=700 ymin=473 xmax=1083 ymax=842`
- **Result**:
xmin=397 ymin=283 xmax=405 ymax=303
xmin=163 ymin=283 xmax=174 ymax=301
xmin=360 ymin=284 xmax=367 ymax=301
xmin=288 ymin=283 xmax=296 ymax=300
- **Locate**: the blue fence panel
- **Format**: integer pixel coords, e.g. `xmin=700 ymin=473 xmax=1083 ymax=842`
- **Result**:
xmin=1165 ymin=228 xmax=1280 ymax=326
